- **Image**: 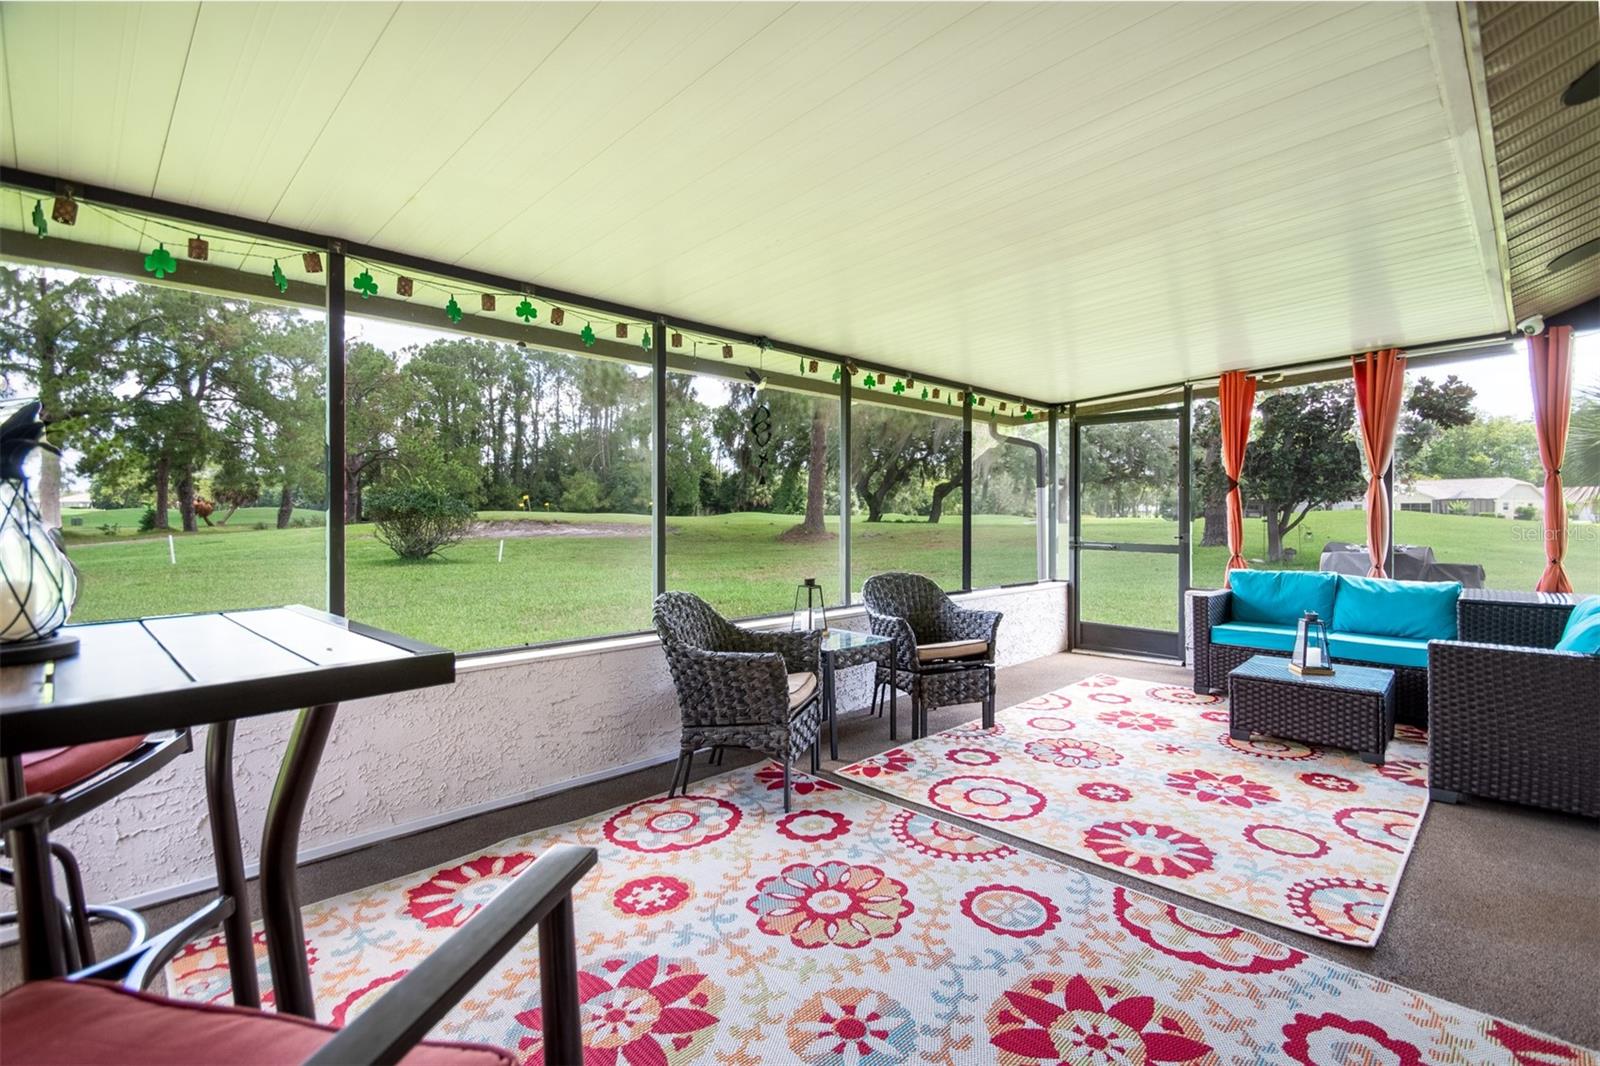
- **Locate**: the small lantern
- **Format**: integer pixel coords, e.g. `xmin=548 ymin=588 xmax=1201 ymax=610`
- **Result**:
xmin=396 ymin=276 xmax=414 ymax=298
xmin=549 ymin=306 xmax=565 ymax=326
xmin=672 ymin=332 xmax=683 ymax=348
xmin=791 ymin=578 xmax=829 ymax=633
xmin=0 ymin=400 xmax=79 ymax=662
xmin=302 ymin=251 xmax=323 ymax=274
xmin=616 ymin=323 xmax=628 ymax=339
xmin=1290 ymin=611 xmax=1334 ymax=675
xmin=480 ymin=293 xmax=496 ymax=312
xmin=722 ymin=344 xmax=734 ymax=359
xmin=187 ymin=237 xmax=210 ymax=261
xmin=51 ymin=196 xmax=78 ymax=226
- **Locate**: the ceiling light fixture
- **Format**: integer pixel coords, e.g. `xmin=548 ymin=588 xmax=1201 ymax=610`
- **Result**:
xmin=1548 ymin=237 xmax=1599 ymax=274
xmin=1561 ymin=61 xmax=1599 ymax=106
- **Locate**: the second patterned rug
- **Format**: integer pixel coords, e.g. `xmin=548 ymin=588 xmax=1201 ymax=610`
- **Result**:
xmin=838 ymin=673 xmax=1429 ymax=946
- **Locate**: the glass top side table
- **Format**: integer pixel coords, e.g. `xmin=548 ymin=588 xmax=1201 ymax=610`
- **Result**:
xmin=819 ymin=629 xmax=896 ymax=760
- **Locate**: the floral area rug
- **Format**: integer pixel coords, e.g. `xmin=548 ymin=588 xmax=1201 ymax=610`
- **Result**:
xmin=837 ymin=673 xmax=1430 ymax=946
xmin=164 ymin=761 xmax=1592 ymax=1065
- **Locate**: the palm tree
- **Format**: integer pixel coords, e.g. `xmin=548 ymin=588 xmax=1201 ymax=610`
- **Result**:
xmin=1568 ymin=386 xmax=1600 ymax=487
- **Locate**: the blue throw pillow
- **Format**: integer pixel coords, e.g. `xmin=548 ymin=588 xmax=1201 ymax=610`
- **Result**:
xmin=1554 ymin=596 xmax=1600 ymax=655
xmin=1331 ymin=575 xmax=1461 ymax=640
xmin=1228 ymin=570 xmax=1339 ymax=627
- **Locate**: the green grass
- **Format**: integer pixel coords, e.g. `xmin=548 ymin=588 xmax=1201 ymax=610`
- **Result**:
xmin=63 ymin=507 xmax=1596 ymax=651
xmin=61 ymin=506 xmax=324 ymax=540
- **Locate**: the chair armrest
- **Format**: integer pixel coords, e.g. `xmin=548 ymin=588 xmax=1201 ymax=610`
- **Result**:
xmin=1456 ymin=595 xmax=1574 ymax=648
xmin=305 ymin=845 xmax=598 ymax=1066
xmin=867 ymin=609 xmax=919 ymax=670
xmin=936 ymin=603 xmax=1002 ymax=657
xmin=729 ymin=627 xmax=822 ymax=675
xmin=662 ymin=645 xmax=793 ymax=726
xmin=1189 ymin=589 xmax=1231 ymax=688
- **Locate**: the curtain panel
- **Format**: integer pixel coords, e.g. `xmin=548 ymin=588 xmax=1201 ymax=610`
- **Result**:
xmin=1351 ymin=349 xmax=1407 ymax=578
xmin=1529 ymin=325 xmax=1574 ymax=593
xmin=1218 ymin=370 xmax=1257 ymax=585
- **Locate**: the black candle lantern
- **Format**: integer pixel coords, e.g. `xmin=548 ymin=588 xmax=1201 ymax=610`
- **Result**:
xmin=1290 ymin=610 xmax=1333 ymax=676
xmin=791 ymin=578 xmax=828 ymax=633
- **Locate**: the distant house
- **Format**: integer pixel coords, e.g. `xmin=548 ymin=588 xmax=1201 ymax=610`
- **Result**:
xmin=1566 ymin=486 xmax=1600 ymax=523
xmin=1393 ymin=477 xmax=1543 ymax=517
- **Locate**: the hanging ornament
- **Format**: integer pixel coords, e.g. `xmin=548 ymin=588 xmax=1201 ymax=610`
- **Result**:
xmin=831 ymin=367 xmax=842 ymax=382
xmin=615 ymin=323 xmax=628 ymax=339
xmin=271 ymin=260 xmax=289 ymax=294
xmin=581 ymin=323 xmax=597 ymax=347
xmin=977 ymin=395 xmax=985 ymax=407
xmin=396 ymin=276 xmax=414 ymax=298
xmin=302 ymin=251 xmax=323 ymax=274
xmin=445 ymin=296 xmax=464 ymax=323
xmin=905 ymin=377 xmax=915 ymax=390
xmin=921 ymin=386 xmax=930 ymax=400
xmin=863 ymin=373 xmax=876 ymax=389
xmin=641 ymin=329 xmax=652 ymax=350
xmin=998 ymin=401 xmax=1007 ymax=413
xmin=891 ymin=380 xmax=905 ymax=395
xmin=549 ymin=306 xmax=565 ymax=326
xmin=30 ymin=200 xmax=47 ymax=239
xmin=809 ymin=359 xmax=819 ymax=374
xmin=747 ymin=402 xmax=773 ymax=485
xmin=50 ymin=196 xmax=77 ymax=226
xmin=476 ymin=293 xmax=493 ymax=312
xmin=798 ymin=359 xmax=806 ymax=374
xmin=1023 ymin=409 xmax=1036 ymax=421
xmin=671 ymin=332 xmax=683 ymax=348
xmin=353 ymin=270 xmax=379 ymax=298
xmin=932 ymin=387 xmax=941 ymax=400
xmin=187 ymin=237 xmax=209 ymax=261
xmin=514 ymin=298 xmax=537 ymax=322
xmin=722 ymin=344 xmax=734 ymax=359
xmin=143 ymin=243 xmax=177 ymax=279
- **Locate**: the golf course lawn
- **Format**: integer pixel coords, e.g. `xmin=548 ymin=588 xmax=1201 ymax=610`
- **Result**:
xmin=60 ymin=507 xmax=1597 ymax=651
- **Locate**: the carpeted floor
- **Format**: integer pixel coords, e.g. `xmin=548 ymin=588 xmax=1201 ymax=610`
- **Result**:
xmin=165 ymin=759 xmax=1591 ymax=1064
xmin=6 ymin=651 xmax=1598 ymax=1050
xmin=838 ymin=673 xmax=1431 ymax=945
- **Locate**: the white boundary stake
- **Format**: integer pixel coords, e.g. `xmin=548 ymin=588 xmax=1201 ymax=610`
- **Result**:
xmin=498 ymin=539 xmax=505 ymax=563
xmin=168 ymin=534 xmax=176 ymax=565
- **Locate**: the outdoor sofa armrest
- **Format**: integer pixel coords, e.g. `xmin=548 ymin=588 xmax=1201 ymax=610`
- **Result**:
xmin=662 ymin=645 xmax=794 ymax=727
xmin=867 ymin=608 xmax=920 ymax=671
xmin=307 ymin=845 xmax=598 ymax=1066
xmin=1427 ymin=639 xmax=1600 ymax=817
xmin=1189 ymin=588 xmax=1231 ymax=691
xmin=1455 ymin=596 xmax=1575 ymax=648
xmin=935 ymin=602 xmax=1002 ymax=659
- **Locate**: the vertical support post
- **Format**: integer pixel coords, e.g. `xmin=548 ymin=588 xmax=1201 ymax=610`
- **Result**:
xmin=1177 ymin=386 xmax=1193 ymax=660
xmin=325 ymin=244 xmax=346 ymax=617
xmin=1047 ymin=407 xmax=1059 ymax=582
xmin=652 ymin=318 xmax=668 ymax=598
xmin=838 ymin=369 xmax=852 ymax=605
xmin=1067 ymin=403 xmax=1081 ymax=651
xmin=961 ymin=392 xmax=973 ymax=592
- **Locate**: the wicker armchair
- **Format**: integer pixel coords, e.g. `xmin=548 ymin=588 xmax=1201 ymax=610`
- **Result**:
xmin=653 ymin=592 xmax=824 ymax=811
xmin=862 ymin=572 xmax=1001 ymax=739
xmin=1427 ymin=593 xmax=1598 ymax=818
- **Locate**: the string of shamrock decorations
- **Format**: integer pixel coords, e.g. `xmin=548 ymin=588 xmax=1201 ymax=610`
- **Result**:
xmin=31 ymin=194 xmax=1041 ymax=421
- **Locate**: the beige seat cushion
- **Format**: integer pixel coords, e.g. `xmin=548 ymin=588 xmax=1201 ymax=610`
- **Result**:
xmin=787 ymin=671 xmax=819 ymax=708
xmin=916 ymin=639 xmax=989 ymax=663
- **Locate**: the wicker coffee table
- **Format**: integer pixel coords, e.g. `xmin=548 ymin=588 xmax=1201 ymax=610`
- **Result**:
xmin=1227 ymin=655 xmax=1396 ymax=764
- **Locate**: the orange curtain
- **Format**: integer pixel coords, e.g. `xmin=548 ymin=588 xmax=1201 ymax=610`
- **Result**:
xmin=1218 ymin=370 xmax=1257 ymax=586
xmin=1351 ymin=349 xmax=1407 ymax=578
xmin=1529 ymin=325 xmax=1574 ymax=593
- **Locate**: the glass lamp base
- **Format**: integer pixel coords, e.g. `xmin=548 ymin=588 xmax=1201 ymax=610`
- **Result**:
xmin=1 ymin=632 xmax=79 ymax=663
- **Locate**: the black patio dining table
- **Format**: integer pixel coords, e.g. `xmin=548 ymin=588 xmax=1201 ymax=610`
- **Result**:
xmin=0 ymin=605 xmax=453 ymax=1020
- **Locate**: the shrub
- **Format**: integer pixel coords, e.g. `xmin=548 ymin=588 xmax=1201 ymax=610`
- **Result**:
xmin=1513 ymin=504 xmax=1537 ymax=521
xmin=98 ymin=522 xmax=119 ymax=537
xmin=137 ymin=507 xmax=158 ymax=533
xmin=365 ymin=486 xmax=474 ymax=560
xmin=559 ymin=471 xmax=603 ymax=514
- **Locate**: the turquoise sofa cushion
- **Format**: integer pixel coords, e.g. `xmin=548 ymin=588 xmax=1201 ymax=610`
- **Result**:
xmin=1554 ymin=596 xmax=1600 ymax=655
xmin=1331 ymin=575 xmax=1461 ymax=641
xmin=1328 ymin=632 xmax=1430 ymax=669
xmin=1210 ymin=622 xmax=1298 ymax=653
xmin=1228 ymin=570 xmax=1339 ymax=627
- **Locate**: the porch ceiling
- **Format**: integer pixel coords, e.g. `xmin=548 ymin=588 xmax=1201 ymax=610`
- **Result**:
xmin=1 ymin=2 xmax=1514 ymax=402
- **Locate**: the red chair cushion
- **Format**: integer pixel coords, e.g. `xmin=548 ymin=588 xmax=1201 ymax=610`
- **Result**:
xmin=0 ymin=980 xmax=515 ymax=1066
xmin=21 ymin=737 xmax=146 ymax=795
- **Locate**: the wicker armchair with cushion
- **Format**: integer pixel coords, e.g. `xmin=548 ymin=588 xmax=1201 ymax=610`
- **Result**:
xmin=1427 ymin=593 xmax=1600 ymax=818
xmin=862 ymin=572 xmax=1001 ymax=739
xmin=653 ymin=592 xmax=824 ymax=811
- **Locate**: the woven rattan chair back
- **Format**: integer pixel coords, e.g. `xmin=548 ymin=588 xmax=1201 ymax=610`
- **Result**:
xmin=861 ymin=571 xmax=949 ymax=642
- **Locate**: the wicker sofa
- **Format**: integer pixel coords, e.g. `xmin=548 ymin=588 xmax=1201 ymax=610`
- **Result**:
xmin=1427 ymin=591 xmax=1599 ymax=818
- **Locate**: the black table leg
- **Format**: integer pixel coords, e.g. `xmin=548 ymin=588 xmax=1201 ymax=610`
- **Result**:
xmin=823 ymin=654 xmax=838 ymax=762
xmin=888 ymin=658 xmax=897 ymax=742
xmin=2 ymin=757 xmax=65 ymax=980
xmin=205 ymin=721 xmax=260 ymax=1008
xmin=261 ymin=703 xmax=338 ymax=1020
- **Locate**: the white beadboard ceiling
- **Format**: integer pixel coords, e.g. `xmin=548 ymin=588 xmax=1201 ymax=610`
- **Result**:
xmin=0 ymin=1 xmax=1514 ymax=402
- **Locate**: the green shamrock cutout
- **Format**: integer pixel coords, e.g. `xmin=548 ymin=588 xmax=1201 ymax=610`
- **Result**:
xmin=921 ymin=387 xmax=930 ymax=400
xmin=144 ymin=243 xmax=178 ymax=279
xmin=966 ymin=393 xmax=976 ymax=407
xmin=445 ymin=297 xmax=464 ymax=324
xmin=892 ymin=380 xmax=905 ymax=395
xmin=31 ymin=200 xmax=47 ymax=239
xmin=353 ymin=270 xmax=379 ymax=298
xmin=641 ymin=329 xmax=652 ymax=350
xmin=831 ymin=367 xmax=841 ymax=382
xmin=1023 ymin=410 xmax=1035 ymax=421
xmin=515 ymin=298 xmax=537 ymax=322
xmin=863 ymin=374 xmax=876 ymax=389
xmin=271 ymin=260 xmax=289 ymax=293
xmin=580 ymin=324 xmax=597 ymax=347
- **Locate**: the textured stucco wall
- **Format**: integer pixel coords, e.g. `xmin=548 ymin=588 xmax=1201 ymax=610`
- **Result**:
xmin=49 ymin=583 xmax=1068 ymax=904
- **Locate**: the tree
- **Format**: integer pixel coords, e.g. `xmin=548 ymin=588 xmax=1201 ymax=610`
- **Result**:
xmin=851 ymin=406 xmax=962 ymax=522
xmin=344 ymin=343 xmax=413 ymax=521
xmin=1397 ymin=374 xmax=1476 ymax=480
xmin=207 ymin=450 xmax=261 ymax=525
xmin=1414 ymin=417 xmax=1541 ymax=483
xmin=1243 ymin=385 xmax=1365 ymax=561
xmin=1078 ymin=421 xmax=1176 ymax=518
xmin=1566 ymin=386 xmax=1600 ymax=487
xmin=1190 ymin=401 xmax=1227 ymax=546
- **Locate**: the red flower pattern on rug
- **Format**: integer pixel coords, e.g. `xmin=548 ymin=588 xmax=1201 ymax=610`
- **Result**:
xmin=747 ymin=861 xmax=914 ymax=949
xmin=1281 ymin=1011 xmax=1423 ymax=1066
xmin=1097 ymin=708 xmax=1176 ymax=731
xmin=516 ymin=954 xmax=722 ymax=1066
xmin=1300 ymin=771 xmax=1360 ymax=793
xmin=755 ymin=764 xmax=840 ymax=795
xmin=846 ymin=748 xmax=915 ymax=777
xmin=986 ymin=973 xmax=1214 ymax=1064
xmin=604 ymin=795 xmax=742 ymax=853
xmin=1112 ymin=888 xmax=1305 ymax=974
xmin=777 ymin=809 xmax=851 ymax=843
xmin=1375 ymin=759 xmax=1428 ymax=788
xmin=404 ymin=852 xmax=534 ymax=928
xmin=1084 ymin=821 xmax=1215 ymax=879
xmin=960 ymin=884 xmax=1061 ymax=938
xmin=1165 ymin=768 xmax=1279 ymax=809
xmin=927 ymin=775 xmax=1047 ymax=821
xmin=1023 ymin=736 xmax=1122 ymax=769
xmin=890 ymin=810 xmax=1016 ymax=863
xmin=1286 ymin=877 xmax=1389 ymax=942
xmin=612 ymin=876 xmax=692 ymax=918
xmin=1077 ymin=781 xmax=1132 ymax=803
